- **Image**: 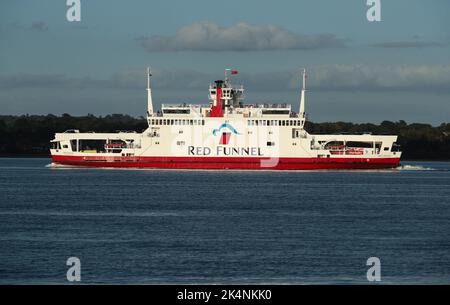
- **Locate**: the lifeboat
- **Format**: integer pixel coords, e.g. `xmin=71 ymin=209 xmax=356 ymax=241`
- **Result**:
xmin=105 ymin=143 xmax=124 ymax=148
xmin=345 ymin=148 xmax=365 ymax=155
xmin=328 ymin=144 xmax=346 ymax=155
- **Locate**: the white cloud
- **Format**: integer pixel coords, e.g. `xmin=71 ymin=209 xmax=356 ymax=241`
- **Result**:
xmin=0 ymin=74 xmax=104 ymax=89
xmin=137 ymin=22 xmax=346 ymax=52
xmin=370 ymin=41 xmax=446 ymax=48
xmin=309 ymin=65 xmax=450 ymax=91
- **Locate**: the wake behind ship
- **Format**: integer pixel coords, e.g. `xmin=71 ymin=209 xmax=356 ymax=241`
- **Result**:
xmin=50 ymin=68 xmax=402 ymax=170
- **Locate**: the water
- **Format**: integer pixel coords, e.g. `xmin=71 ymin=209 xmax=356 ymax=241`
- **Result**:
xmin=0 ymin=158 xmax=449 ymax=284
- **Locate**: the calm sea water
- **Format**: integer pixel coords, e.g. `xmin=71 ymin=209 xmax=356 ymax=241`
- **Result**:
xmin=0 ymin=158 xmax=449 ymax=284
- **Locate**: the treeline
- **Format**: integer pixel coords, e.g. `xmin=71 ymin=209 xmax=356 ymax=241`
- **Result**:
xmin=0 ymin=114 xmax=148 ymax=156
xmin=0 ymin=114 xmax=449 ymax=160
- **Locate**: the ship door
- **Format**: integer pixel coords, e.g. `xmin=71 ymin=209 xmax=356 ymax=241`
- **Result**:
xmin=292 ymin=128 xmax=303 ymax=139
xmin=149 ymin=127 xmax=160 ymax=145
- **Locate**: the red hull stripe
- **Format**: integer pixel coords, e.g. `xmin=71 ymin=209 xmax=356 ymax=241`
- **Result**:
xmin=51 ymin=155 xmax=401 ymax=170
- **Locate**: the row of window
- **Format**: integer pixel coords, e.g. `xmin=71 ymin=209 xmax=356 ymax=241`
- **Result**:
xmin=248 ymin=120 xmax=302 ymax=127
xmin=150 ymin=119 xmax=205 ymax=126
xmin=149 ymin=119 xmax=303 ymax=127
xmin=163 ymin=109 xmax=190 ymax=114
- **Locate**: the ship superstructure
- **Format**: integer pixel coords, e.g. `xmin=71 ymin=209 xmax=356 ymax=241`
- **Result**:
xmin=50 ymin=68 xmax=401 ymax=169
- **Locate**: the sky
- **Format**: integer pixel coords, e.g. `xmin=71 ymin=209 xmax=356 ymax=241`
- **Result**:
xmin=1 ymin=0 xmax=449 ymax=124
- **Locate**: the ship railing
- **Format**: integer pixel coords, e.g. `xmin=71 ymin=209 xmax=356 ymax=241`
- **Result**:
xmin=105 ymin=145 xmax=140 ymax=150
xmin=161 ymin=103 xmax=207 ymax=108
xmin=244 ymin=103 xmax=291 ymax=109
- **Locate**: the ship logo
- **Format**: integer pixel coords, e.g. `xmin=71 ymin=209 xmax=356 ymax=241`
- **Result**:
xmin=212 ymin=123 xmax=241 ymax=145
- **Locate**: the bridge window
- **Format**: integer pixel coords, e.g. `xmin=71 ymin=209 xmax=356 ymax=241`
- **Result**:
xmin=163 ymin=109 xmax=190 ymax=114
xmin=262 ymin=110 xmax=290 ymax=115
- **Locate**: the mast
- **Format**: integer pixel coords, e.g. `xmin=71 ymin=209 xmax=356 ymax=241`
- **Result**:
xmin=225 ymin=69 xmax=229 ymax=84
xmin=146 ymin=67 xmax=154 ymax=117
xmin=299 ymin=68 xmax=307 ymax=122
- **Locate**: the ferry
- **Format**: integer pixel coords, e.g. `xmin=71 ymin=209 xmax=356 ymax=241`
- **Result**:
xmin=50 ymin=68 xmax=402 ymax=170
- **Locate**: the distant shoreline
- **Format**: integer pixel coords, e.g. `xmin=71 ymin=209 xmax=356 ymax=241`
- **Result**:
xmin=0 ymin=154 xmax=51 ymax=158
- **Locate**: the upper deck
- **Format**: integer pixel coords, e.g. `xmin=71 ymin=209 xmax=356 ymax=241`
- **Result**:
xmin=159 ymin=102 xmax=296 ymax=119
xmin=150 ymin=69 xmax=302 ymax=124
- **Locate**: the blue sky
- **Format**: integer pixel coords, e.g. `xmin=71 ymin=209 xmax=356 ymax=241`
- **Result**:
xmin=1 ymin=0 xmax=449 ymax=124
